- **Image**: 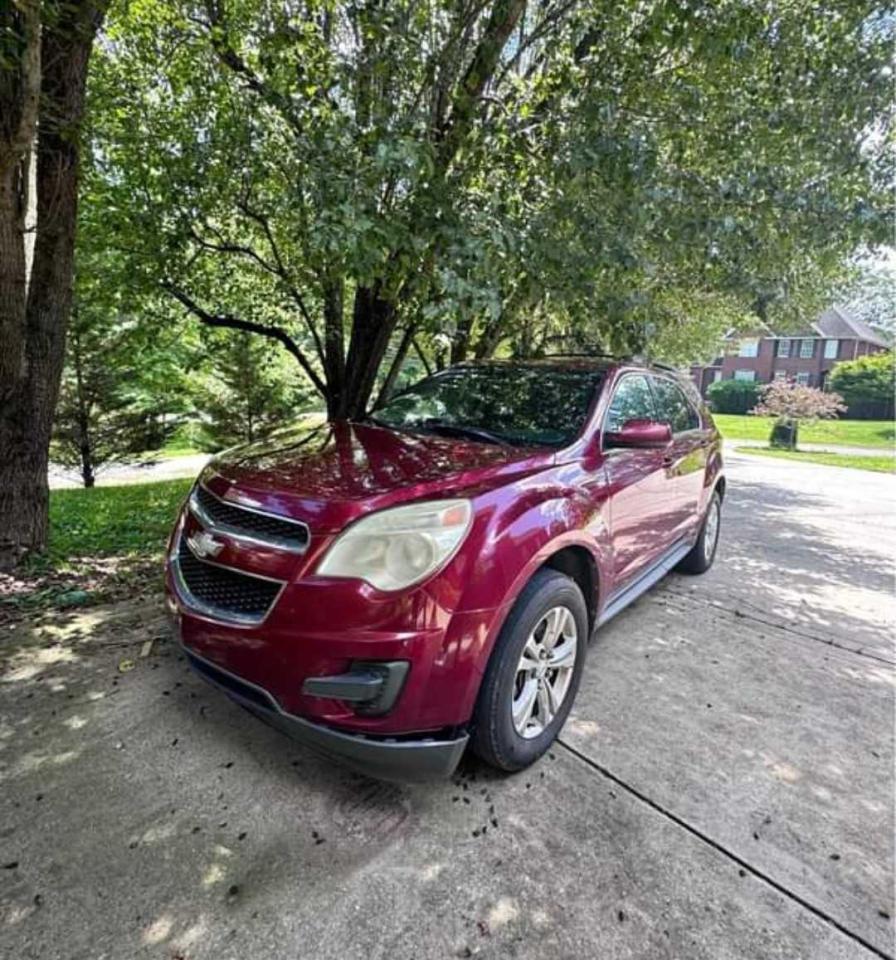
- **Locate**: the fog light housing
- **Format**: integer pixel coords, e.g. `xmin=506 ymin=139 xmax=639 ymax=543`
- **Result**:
xmin=301 ymin=661 xmax=409 ymax=716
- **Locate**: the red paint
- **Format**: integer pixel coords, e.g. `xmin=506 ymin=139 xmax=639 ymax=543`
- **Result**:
xmin=603 ymin=418 xmax=672 ymax=449
xmin=166 ymin=361 xmax=724 ymax=739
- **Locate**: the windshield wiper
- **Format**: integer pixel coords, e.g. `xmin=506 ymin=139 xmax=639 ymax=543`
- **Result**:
xmin=363 ymin=414 xmax=512 ymax=446
xmin=420 ymin=418 xmax=512 ymax=446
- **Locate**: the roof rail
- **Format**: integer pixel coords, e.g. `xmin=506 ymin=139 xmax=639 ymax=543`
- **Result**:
xmin=508 ymin=352 xmax=687 ymax=372
xmin=620 ymin=354 xmax=685 ymax=373
xmin=538 ymin=351 xmax=622 ymax=360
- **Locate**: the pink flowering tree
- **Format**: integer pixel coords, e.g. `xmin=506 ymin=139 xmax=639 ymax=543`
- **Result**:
xmin=751 ymin=381 xmax=846 ymax=450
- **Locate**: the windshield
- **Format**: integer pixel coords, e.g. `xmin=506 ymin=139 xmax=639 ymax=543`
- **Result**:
xmin=370 ymin=365 xmax=604 ymax=447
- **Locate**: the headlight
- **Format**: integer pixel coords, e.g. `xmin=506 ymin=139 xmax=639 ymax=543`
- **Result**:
xmin=316 ymin=499 xmax=473 ymax=591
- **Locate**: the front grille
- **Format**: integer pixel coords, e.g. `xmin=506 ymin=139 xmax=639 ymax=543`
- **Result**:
xmin=175 ymin=536 xmax=283 ymax=623
xmin=192 ymin=484 xmax=309 ymax=551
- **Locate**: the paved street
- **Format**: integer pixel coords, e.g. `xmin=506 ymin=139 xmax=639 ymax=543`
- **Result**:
xmin=48 ymin=455 xmax=211 ymax=490
xmin=2 ymin=452 xmax=894 ymax=960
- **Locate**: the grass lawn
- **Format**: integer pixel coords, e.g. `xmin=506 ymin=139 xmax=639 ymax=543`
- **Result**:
xmin=2 ymin=478 xmax=192 ymax=619
xmin=145 ymin=443 xmax=204 ymax=460
xmin=45 ymin=477 xmax=192 ymax=567
xmin=734 ymin=446 xmax=895 ymax=474
xmin=713 ymin=414 xmax=895 ymax=449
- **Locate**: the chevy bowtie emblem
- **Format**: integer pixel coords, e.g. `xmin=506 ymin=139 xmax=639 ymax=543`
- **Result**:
xmin=187 ymin=530 xmax=224 ymax=559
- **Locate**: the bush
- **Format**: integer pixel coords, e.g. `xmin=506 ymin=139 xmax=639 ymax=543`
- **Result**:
xmin=706 ymin=378 xmax=760 ymax=414
xmin=827 ymin=352 xmax=895 ymax=420
xmin=752 ymin=380 xmax=846 ymax=450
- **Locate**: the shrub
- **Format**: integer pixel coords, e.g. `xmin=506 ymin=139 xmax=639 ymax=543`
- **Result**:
xmin=706 ymin=378 xmax=760 ymax=414
xmin=751 ymin=380 xmax=846 ymax=449
xmin=827 ymin=351 xmax=895 ymax=419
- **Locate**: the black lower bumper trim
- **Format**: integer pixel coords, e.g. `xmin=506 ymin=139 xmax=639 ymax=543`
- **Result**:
xmin=184 ymin=649 xmax=468 ymax=782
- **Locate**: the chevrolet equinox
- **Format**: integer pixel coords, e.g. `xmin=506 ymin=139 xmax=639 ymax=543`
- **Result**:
xmin=166 ymin=358 xmax=724 ymax=780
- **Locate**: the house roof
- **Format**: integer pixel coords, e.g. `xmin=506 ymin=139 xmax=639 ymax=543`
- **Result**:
xmin=721 ymin=306 xmax=890 ymax=347
xmin=812 ymin=305 xmax=890 ymax=348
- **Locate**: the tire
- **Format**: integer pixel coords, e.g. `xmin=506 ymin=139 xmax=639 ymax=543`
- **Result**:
xmin=677 ymin=489 xmax=722 ymax=575
xmin=471 ymin=568 xmax=588 ymax=772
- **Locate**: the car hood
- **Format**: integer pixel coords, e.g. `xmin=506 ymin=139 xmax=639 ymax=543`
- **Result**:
xmin=201 ymin=417 xmax=553 ymax=533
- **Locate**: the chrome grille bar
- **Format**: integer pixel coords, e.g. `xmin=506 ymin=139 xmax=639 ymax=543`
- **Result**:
xmin=189 ymin=483 xmax=310 ymax=553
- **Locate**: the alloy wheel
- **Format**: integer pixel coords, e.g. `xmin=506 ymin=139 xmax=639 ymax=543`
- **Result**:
xmin=511 ymin=605 xmax=578 ymax=739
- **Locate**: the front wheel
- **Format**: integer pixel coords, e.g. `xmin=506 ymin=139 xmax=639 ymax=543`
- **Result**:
xmin=471 ymin=569 xmax=588 ymax=772
xmin=677 ymin=489 xmax=722 ymax=574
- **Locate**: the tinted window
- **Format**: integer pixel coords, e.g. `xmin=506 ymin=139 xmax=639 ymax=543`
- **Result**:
xmin=372 ymin=365 xmax=603 ymax=447
xmin=604 ymin=375 xmax=656 ymax=433
xmin=651 ymin=377 xmax=700 ymax=433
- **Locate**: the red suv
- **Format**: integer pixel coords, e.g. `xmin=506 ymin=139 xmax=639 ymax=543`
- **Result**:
xmin=166 ymin=358 xmax=724 ymax=780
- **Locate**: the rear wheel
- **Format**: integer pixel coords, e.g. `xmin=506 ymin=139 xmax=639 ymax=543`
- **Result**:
xmin=471 ymin=569 xmax=588 ymax=772
xmin=677 ymin=489 xmax=722 ymax=574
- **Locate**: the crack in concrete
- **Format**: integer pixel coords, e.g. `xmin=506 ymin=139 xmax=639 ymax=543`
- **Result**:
xmin=557 ymin=738 xmax=893 ymax=960
xmin=657 ymin=587 xmax=896 ymax=667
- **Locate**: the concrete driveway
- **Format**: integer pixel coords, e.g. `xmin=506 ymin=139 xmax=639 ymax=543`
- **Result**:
xmin=2 ymin=453 xmax=893 ymax=960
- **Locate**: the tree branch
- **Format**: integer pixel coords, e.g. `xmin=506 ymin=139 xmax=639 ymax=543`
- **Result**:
xmin=188 ymin=227 xmax=280 ymax=276
xmin=162 ymin=282 xmax=328 ymax=397
xmin=201 ymin=0 xmax=304 ymax=135
xmin=436 ymin=0 xmax=527 ymax=170
xmin=412 ymin=336 xmax=434 ymax=376
xmin=234 ymin=195 xmax=328 ymax=366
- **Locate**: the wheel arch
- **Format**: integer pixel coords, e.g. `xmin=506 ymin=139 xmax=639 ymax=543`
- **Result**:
xmin=540 ymin=544 xmax=599 ymax=631
xmin=714 ymin=475 xmax=727 ymax=502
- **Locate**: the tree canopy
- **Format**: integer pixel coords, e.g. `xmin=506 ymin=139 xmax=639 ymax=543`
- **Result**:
xmin=1 ymin=0 xmax=893 ymax=563
xmin=86 ymin=0 xmax=893 ymax=416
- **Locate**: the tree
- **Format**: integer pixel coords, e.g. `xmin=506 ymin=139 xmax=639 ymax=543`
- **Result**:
xmin=827 ymin=351 xmax=895 ymax=420
xmin=836 ymin=254 xmax=896 ymax=336
xmin=190 ymin=330 xmax=313 ymax=450
xmin=52 ymin=305 xmax=189 ymax=487
xmin=0 ymin=0 xmax=108 ymax=566
xmin=751 ymin=380 xmax=846 ymax=450
xmin=89 ymin=0 xmax=892 ymax=421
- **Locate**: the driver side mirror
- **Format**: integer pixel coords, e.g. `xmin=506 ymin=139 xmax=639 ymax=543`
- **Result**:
xmin=604 ymin=418 xmax=672 ymax=450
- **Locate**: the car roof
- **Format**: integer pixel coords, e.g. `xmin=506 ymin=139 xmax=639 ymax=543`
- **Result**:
xmin=454 ymin=355 xmax=683 ymax=376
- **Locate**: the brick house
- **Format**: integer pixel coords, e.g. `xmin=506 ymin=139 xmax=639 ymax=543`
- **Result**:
xmin=689 ymin=306 xmax=890 ymax=398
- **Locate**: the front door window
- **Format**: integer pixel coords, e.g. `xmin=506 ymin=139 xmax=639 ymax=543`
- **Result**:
xmin=604 ymin=375 xmax=656 ymax=434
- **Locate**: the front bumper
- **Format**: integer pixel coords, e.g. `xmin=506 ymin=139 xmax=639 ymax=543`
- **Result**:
xmin=185 ymin=647 xmax=469 ymax=782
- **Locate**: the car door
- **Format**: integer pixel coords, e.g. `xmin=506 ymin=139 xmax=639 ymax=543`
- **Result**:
xmin=649 ymin=375 xmax=708 ymax=539
xmin=601 ymin=373 xmax=677 ymax=587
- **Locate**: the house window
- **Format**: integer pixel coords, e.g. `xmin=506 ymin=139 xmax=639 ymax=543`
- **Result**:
xmin=795 ymin=372 xmax=811 ymax=386
xmin=777 ymin=339 xmax=791 ymax=358
xmin=774 ymin=370 xmax=787 ymax=380
xmin=824 ymin=339 xmax=839 ymax=359
xmin=799 ymin=340 xmax=815 ymax=359
xmin=738 ymin=339 xmax=759 ymax=358
xmin=734 ymin=370 xmax=756 ymax=382
xmin=711 ymin=369 xmax=722 ymax=382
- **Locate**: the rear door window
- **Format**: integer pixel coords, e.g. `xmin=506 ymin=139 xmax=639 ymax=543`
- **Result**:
xmin=651 ymin=377 xmax=700 ymax=434
xmin=604 ymin=375 xmax=657 ymax=433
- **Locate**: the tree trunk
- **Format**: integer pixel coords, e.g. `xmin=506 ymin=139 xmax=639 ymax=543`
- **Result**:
xmin=336 ymin=285 xmax=399 ymax=419
xmin=79 ymin=421 xmax=95 ymax=488
xmin=0 ymin=1 xmax=106 ymax=569
xmin=321 ymin=275 xmax=346 ymax=416
xmin=72 ymin=327 xmax=95 ymax=488
xmin=376 ymin=322 xmax=417 ymax=407
xmin=450 ymin=316 xmax=472 ymax=365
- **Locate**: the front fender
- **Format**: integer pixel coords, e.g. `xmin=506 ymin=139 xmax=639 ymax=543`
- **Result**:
xmin=449 ymin=476 xmax=613 ymax=721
